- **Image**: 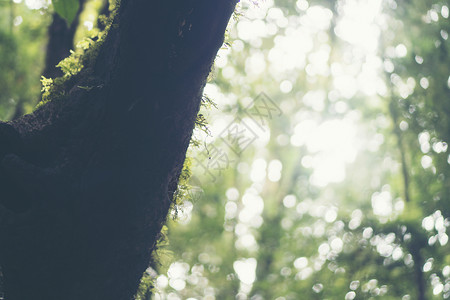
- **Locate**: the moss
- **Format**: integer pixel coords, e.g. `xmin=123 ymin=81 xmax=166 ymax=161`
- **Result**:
xmin=36 ymin=11 xmax=115 ymax=109
xmin=58 ymin=51 xmax=84 ymax=76
xmin=134 ymin=273 xmax=155 ymax=300
xmin=170 ymin=157 xmax=193 ymax=215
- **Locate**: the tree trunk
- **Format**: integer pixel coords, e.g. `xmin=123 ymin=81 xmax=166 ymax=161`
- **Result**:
xmin=0 ymin=0 xmax=237 ymax=299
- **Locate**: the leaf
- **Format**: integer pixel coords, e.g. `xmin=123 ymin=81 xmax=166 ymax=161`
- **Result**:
xmin=53 ymin=0 xmax=79 ymax=25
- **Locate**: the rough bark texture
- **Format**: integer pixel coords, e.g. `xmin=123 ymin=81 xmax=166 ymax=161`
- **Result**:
xmin=0 ymin=0 xmax=237 ymax=299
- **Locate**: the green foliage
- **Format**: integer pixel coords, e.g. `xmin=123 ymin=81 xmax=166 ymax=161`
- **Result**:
xmin=0 ymin=31 xmax=19 ymax=118
xmin=0 ymin=2 xmax=49 ymax=120
xmin=53 ymin=0 xmax=80 ymax=25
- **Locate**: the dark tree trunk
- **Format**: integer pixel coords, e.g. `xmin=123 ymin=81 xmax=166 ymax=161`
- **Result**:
xmin=0 ymin=0 xmax=237 ymax=299
xmin=42 ymin=0 xmax=86 ymax=79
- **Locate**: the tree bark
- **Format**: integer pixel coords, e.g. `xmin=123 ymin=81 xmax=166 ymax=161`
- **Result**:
xmin=0 ymin=0 xmax=237 ymax=299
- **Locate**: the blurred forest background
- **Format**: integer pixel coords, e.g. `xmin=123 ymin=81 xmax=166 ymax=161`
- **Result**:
xmin=0 ymin=0 xmax=449 ymax=299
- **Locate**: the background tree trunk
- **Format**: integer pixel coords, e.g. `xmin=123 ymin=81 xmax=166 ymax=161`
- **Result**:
xmin=0 ymin=0 xmax=237 ymax=299
xmin=42 ymin=0 xmax=86 ymax=79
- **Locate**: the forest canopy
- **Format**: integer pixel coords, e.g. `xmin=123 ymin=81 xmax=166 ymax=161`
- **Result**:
xmin=0 ymin=0 xmax=450 ymax=299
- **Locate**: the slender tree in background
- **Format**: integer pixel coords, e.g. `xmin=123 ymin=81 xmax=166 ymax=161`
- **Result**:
xmin=0 ymin=0 xmax=237 ymax=299
xmin=42 ymin=0 xmax=86 ymax=79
